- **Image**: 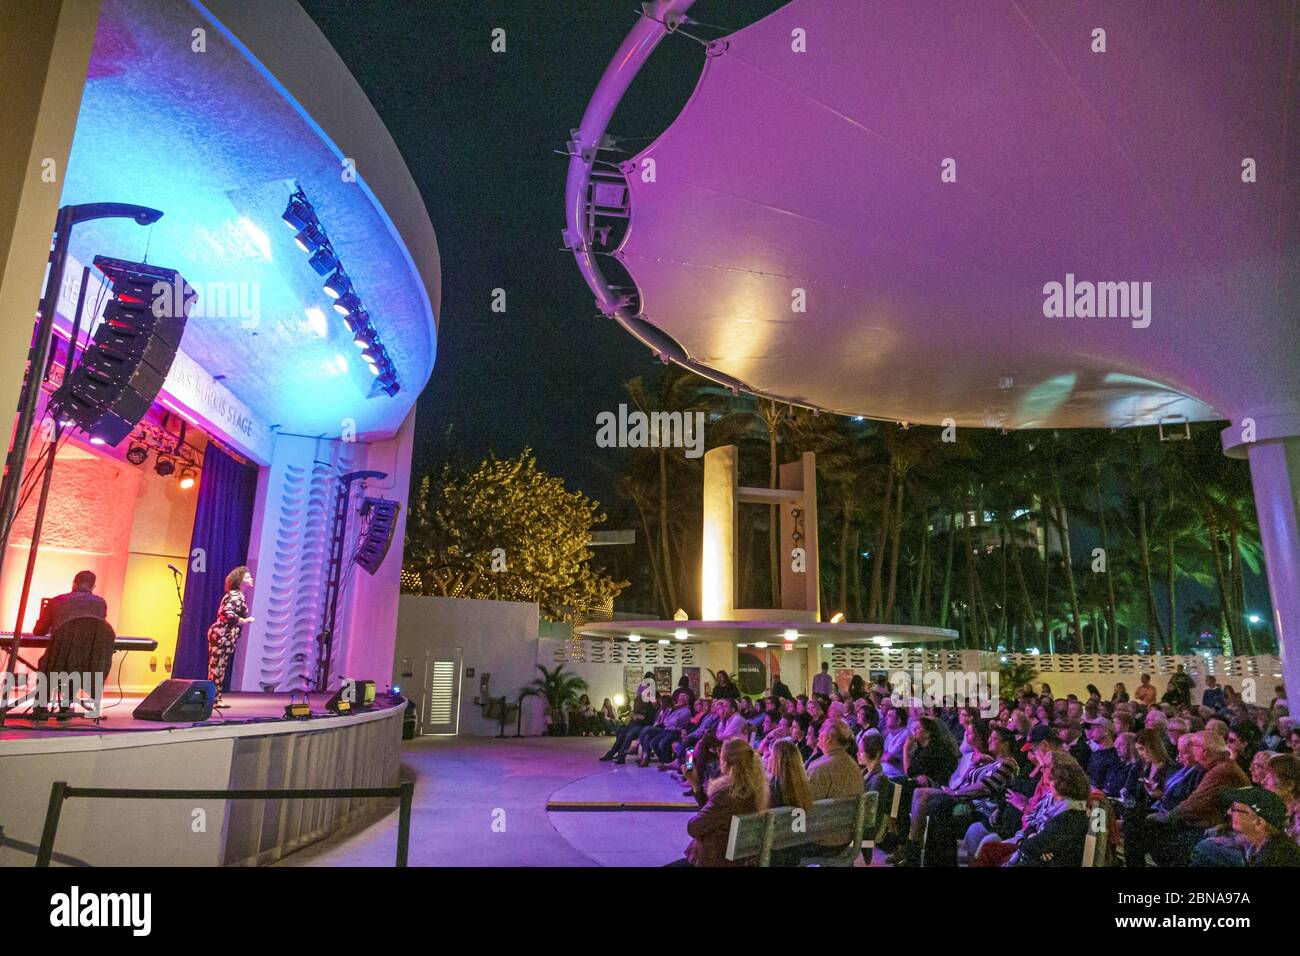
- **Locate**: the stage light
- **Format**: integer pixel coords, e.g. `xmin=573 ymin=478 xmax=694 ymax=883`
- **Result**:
xmin=353 ymin=325 xmax=377 ymax=348
xmin=322 ymin=269 xmax=350 ymax=299
xmin=342 ymin=309 xmax=368 ymax=335
xmin=333 ymin=291 xmax=362 ymax=316
xmin=89 ymin=436 xmax=106 ymax=446
xmin=282 ymin=193 xmax=315 ymax=231
xmin=307 ymin=245 xmax=338 ymax=276
xmin=154 ymin=455 xmax=176 ymax=477
xmin=126 ymin=443 xmax=149 ymax=465
xmin=361 ymin=347 xmax=382 ymax=366
xmin=674 ymin=628 xmax=688 ymax=640
xmin=294 ymin=224 xmax=327 ymax=254
xmin=177 ymin=464 xmax=197 ymax=490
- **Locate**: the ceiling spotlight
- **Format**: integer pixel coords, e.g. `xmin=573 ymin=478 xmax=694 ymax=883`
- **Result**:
xmin=294 ymin=224 xmax=327 ymax=254
xmin=154 ymin=455 xmax=176 ymax=477
xmin=322 ymin=270 xmax=350 ymax=299
xmin=352 ymin=325 xmax=377 ymax=348
xmin=282 ymin=194 xmax=314 ymax=231
xmin=333 ymin=291 xmax=362 ymax=316
xmin=126 ymin=443 xmax=149 ymax=465
xmin=178 ymin=466 xmax=197 ymax=490
xmin=783 ymin=629 xmax=799 ymax=641
xmin=361 ymin=347 xmax=382 ymax=366
xmin=627 ymin=634 xmax=641 ymax=643
xmin=674 ymin=628 xmax=688 ymax=641
xmin=308 ymin=245 xmax=338 ymax=276
xmin=342 ymin=309 xmax=368 ymax=335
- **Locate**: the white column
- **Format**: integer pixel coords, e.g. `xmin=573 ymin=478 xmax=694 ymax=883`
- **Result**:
xmin=1244 ymin=437 xmax=1300 ymax=707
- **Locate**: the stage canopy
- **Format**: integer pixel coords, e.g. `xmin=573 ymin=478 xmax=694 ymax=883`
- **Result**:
xmin=58 ymin=0 xmax=439 ymax=444
xmin=573 ymin=0 xmax=1299 ymax=431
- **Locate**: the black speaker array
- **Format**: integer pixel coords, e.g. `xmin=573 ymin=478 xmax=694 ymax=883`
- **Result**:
xmin=354 ymin=497 xmax=400 ymax=574
xmin=52 ymin=255 xmax=194 ymax=447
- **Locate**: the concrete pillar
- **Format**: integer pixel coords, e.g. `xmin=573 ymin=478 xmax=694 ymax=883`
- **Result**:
xmin=701 ymin=445 xmax=737 ymax=620
xmin=0 ymin=0 xmax=101 ymax=421
xmin=1225 ymin=416 xmax=1300 ymax=708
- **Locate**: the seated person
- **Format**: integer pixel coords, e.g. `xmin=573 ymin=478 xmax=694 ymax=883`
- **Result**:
xmin=674 ymin=737 xmax=767 ymax=867
xmin=33 ymin=570 xmax=108 ymax=636
xmin=1204 ymin=786 xmax=1300 ymax=867
xmin=1011 ymin=754 xmax=1093 ymax=866
xmin=898 ymin=723 xmax=1018 ymax=866
xmin=1145 ymin=731 xmax=1249 ymax=866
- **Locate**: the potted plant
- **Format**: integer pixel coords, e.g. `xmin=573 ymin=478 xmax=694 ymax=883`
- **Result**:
xmin=525 ymin=664 xmax=589 ymax=736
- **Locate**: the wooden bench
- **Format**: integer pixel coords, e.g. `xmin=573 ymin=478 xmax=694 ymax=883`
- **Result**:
xmin=724 ymin=792 xmax=878 ymax=867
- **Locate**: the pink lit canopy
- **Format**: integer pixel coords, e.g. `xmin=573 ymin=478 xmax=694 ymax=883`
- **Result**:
xmin=587 ymin=0 xmax=1299 ymax=431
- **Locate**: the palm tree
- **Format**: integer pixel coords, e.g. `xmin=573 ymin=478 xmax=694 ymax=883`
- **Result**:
xmin=526 ymin=664 xmax=589 ymax=735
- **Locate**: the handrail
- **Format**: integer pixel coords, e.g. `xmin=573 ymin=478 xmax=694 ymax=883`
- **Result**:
xmin=36 ymin=780 xmax=415 ymax=867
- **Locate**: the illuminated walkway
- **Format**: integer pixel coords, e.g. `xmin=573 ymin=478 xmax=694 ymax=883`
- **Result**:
xmin=276 ymin=736 xmax=686 ymax=867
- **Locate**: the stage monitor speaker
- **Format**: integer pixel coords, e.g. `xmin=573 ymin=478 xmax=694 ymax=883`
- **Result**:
xmin=354 ymin=497 xmax=400 ymax=575
xmin=50 ymin=256 xmax=194 ymax=447
xmin=133 ymin=679 xmax=215 ymax=722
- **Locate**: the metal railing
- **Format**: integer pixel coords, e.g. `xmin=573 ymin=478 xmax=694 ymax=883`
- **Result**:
xmin=36 ymin=780 xmax=415 ymax=867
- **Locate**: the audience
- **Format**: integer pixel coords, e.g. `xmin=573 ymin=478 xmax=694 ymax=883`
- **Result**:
xmin=588 ymin=668 xmax=1300 ymax=867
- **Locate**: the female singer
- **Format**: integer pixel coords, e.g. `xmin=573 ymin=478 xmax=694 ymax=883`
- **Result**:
xmin=207 ymin=565 xmax=254 ymax=707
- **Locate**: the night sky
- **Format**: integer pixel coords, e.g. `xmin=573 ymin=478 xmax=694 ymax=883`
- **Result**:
xmin=300 ymin=0 xmax=786 ymax=507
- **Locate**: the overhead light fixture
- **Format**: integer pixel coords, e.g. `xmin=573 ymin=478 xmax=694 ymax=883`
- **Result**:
xmin=674 ymin=628 xmax=687 ymax=641
xmin=178 ymin=465 xmax=197 ymax=490
xmin=282 ymin=192 xmax=314 ymax=231
xmin=829 ymin=611 xmax=846 ymax=624
xmin=361 ymin=347 xmax=382 ymax=367
xmin=822 ymin=643 xmax=834 ymax=649
xmin=753 ymin=641 xmax=768 ymax=649
xmin=154 ymin=455 xmax=175 ymax=477
xmin=294 ymin=225 xmax=327 ymax=255
xmin=333 ymin=291 xmax=362 ymax=316
xmin=126 ymin=442 xmax=149 ymax=465
xmin=322 ymin=269 xmax=350 ymax=299
xmin=307 ymin=245 xmax=338 ymax=276
xmin=657 ymin=638 xmax=669 ymax=645
xmin=627 ymin=634 xmax=641 ymax=643
xmin=342 ymin=309 xmax=368 ymax=335
xmin=783 ymin=629 xmax=799 ymax=641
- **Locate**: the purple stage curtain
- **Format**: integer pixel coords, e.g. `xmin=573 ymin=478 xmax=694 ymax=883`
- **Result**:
xmin=173 ymin=443 xmax=258 ymax=683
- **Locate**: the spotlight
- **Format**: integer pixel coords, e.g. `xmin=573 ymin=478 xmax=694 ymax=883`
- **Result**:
xmin=333 ymin=291 xmax=362 ymax=316
xmin=126 ymin=443 xmax=149 ymax=465
xmin=178 ymin=466 xmax=197 ymax=490
xmin=154 ymin=455 xmax=176 ymax=477
xmin=322 ymin=270 xmax=350 ymax=299
xmin=342 ymin=309 xmax=368 ymax=334
xmin=294 ymin=224 xmax=327 ymax=254
xmin=282 ymin=194 xmax=314 ymax=231
xmin=353 ymin=325 xmax=377 ymax=348
xmin=307 ymin=245 xmax=338 ymax=276
xmin=361 ymin=347 xmax=382 ymax=366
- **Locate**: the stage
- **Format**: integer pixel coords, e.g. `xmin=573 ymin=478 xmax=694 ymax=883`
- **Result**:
xmin=0 ymin=692 xmax=405 ymax=867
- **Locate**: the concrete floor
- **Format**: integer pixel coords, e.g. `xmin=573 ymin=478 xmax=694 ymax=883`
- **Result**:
xmin=275 ymin=735 xmax=689 ymax=867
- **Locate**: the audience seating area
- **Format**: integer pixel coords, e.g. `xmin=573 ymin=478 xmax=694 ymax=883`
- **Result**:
xmin=594 ymin=668 xmax=1300 ymax=867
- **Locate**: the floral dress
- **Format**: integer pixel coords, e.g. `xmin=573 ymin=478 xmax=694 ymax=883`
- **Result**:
xmin=206 ymin=589 xmax=247 ymax=704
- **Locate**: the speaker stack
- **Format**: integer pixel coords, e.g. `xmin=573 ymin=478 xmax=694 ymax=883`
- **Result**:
xmin=51 ymin=255 xmax=194 ymax=447
xmin=354 ymin=497 xmax=400 ymax=574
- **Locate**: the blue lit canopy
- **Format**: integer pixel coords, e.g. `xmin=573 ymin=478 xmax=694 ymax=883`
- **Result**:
xmin=59 ymin=0 xmax=438 ymax=442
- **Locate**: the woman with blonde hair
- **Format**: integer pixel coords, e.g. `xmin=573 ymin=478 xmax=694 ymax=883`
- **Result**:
xmin=677 ymin=737 xmax=768 ymax=866
xmin=766 ymin=737 xmax=814 ymax=812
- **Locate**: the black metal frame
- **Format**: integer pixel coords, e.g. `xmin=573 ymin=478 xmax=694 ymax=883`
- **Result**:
xmin=36 ymin=779 xmax=415 ymax=867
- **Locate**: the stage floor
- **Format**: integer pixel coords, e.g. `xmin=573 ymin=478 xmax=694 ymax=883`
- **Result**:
xmin=0 ymin=691 xmax=373 ymax=740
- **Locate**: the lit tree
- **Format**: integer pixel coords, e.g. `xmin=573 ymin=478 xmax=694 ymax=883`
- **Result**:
xmin=403 ymin=449 xmax=626 ymax=620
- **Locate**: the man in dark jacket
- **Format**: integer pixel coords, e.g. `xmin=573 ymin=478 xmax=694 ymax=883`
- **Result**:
xmin=1224 ymin=786 xmax=1300 ymax=867
xmin=1084 ymin=718 xmax=1122 ymax=789
xmin=33 ymin=570 xmax=107 ymax=635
